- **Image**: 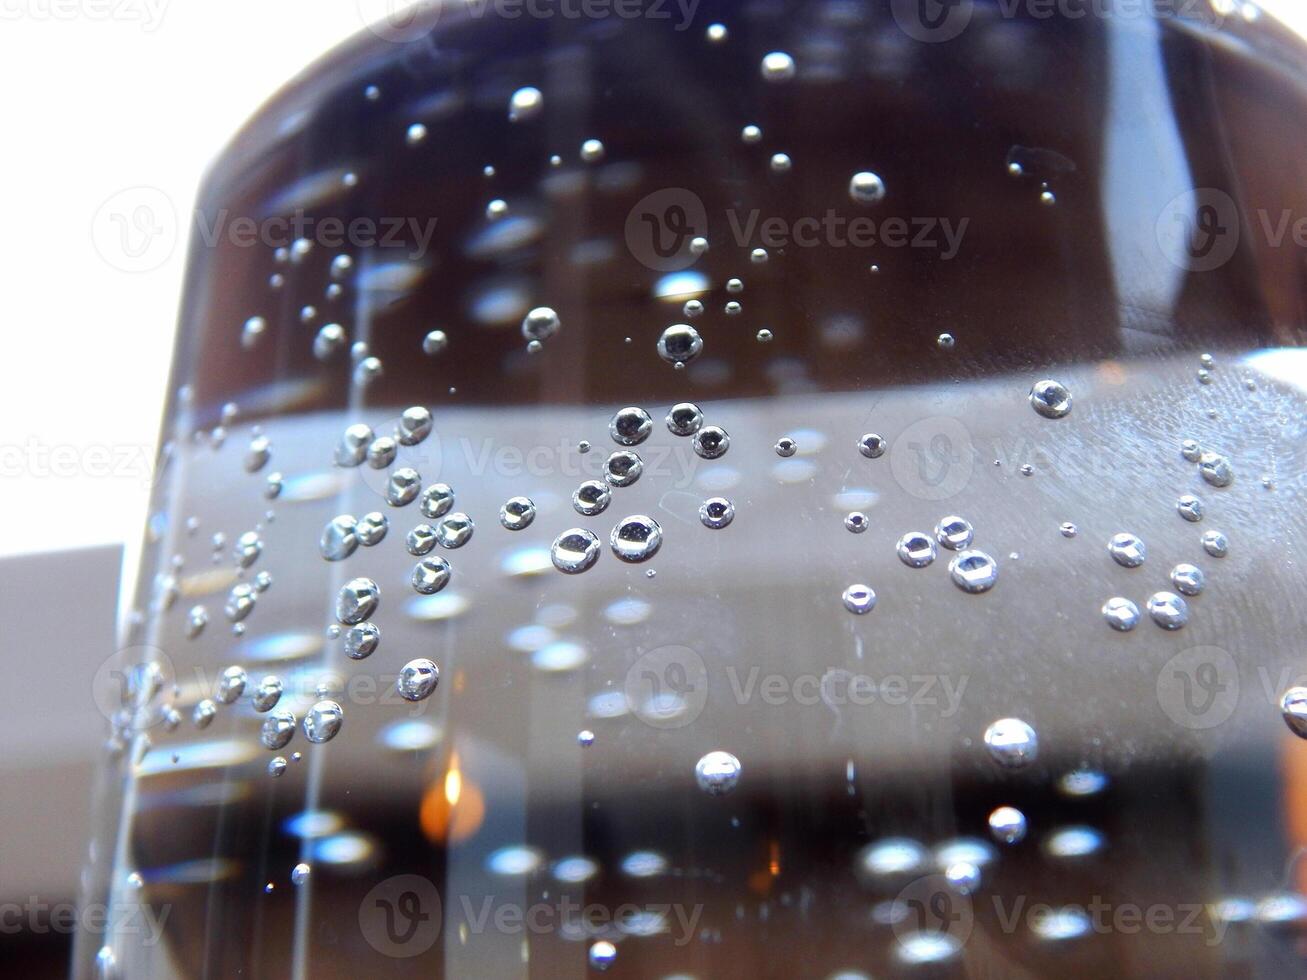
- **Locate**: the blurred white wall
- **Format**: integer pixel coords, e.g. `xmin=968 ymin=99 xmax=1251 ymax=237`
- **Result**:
xmin=0 ymin=0 xmax=1302 ymax=568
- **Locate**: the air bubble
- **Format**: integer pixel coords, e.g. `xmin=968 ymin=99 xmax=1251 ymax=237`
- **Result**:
xmin=1029 ymin=379 xmax=1072 ymax=419
xmin=858 ymin=433 xmax=887 ymax=459
xmin=397 ymin=659 xmax=440 ymax=702
xmin=610 ymin=407 xmax=653 ymax=446
xmin=412 ymin=557 xmax=451 ymax=595
xmin=336 ymin=578 xmax=379 ymax=625
xmin=948 ymin=551 xmax=998 ymax=593
xmin=984 ymin=718 xmax=1038 ymax=768
xmin=573 ymin=481 xmax=612 ymax=516
xmin=552 ymin=529 xmax=601 ymax=574
xmin=666 ymin=402 xmax=704 ymax=436
xmin=343 ymin=623 xmax=380 ymax=660
xmin=896 ymin=532 xmax=936 ymax=568
xmin=657 ymin=324 xmax=703 ymax=365
xmin=1201 ymin=530 xmax=1228 ymax=557
xmin=1170 ymin=563 xmax=1205 ymax=596
xmin=988 ymin=807 xmax=1028 ymax=844
xmin=1147 ymin=591 xmax=1188 ymax=630
xmin=761 ymin=51 xmax=796 ymax=82
xmin=604 ymin=451 xmax=643 ymax=487
xmin=700 ymin=497 xmax=735 ymax=529
xmin=1108 ymin=532 xmax=1146 ymax=568
xmin=935 ymin=516 xmax=973 ymax=550
xmin=1101 ymin=597 xmax=1139 ymax=631
xmin=610 ymin=515 xmax=663 ymax=562
xmin=695 ymin=750 xmax=741 ymax=794
xmin=419 ymin=484 xmax=455 ymax=519
xmin=849 ymin=171 xmax=886 ymax=204
xmin=842 ymin=584 xmax=877 ymax=615
xmin=303 ymin=700 xmax=343 ymax=743
xmin=693 ymin=425 xmax=730 ymax=459
xmin=500 ymin=497 xmax=536 ymax=531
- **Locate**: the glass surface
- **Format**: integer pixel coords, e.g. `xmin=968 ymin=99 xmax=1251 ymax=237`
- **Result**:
xmin=81 ymin=2 xmax=1307 ymax=977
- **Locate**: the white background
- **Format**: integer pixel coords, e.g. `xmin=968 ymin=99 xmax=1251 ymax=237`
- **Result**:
xmin=0 ymin=0 xmax=1303 ymax=564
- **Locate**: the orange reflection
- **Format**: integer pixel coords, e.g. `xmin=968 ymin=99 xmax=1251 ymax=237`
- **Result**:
xmin=421 ymin=751 xmax=484 ymax=844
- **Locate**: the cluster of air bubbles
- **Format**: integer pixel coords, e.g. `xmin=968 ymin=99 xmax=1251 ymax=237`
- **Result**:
xmin=842 ymin=584 xmax=877 ymax=615
xmin=657 ymin=324 xmax=703 ymax=366
xmin=695 ymin=751 xmax=742 ymax=794
xmin=699 ymin=497 xmax=735 ymax=529
xmin=983 ymin=718 xmax=1039 ymax=768
xmin=1029 ymin=379 xmax=1072 ymax=419
xmin=858 ymin=433 xmax=887 ymax=459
